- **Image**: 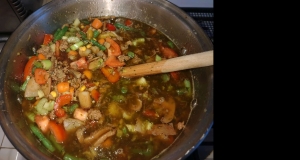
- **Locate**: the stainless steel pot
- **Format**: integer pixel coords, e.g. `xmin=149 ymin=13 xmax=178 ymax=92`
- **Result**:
xmin=0 ymin=0 xmax=213 ymax=159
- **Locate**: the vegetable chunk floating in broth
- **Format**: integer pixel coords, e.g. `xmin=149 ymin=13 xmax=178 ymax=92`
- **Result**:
xmin=20 ymin=17 xmax=193 ymax=160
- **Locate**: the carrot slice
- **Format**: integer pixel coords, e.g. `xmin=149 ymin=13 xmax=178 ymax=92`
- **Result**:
xmin=105 ymin=38 xmax=121 ymax=56
xmin=91 ymin=18 xmax=103 ymax=29
xmin=49 ymin=120 xmax=67 ymax=143
xmin=105 ymin=55 xmax=125 ymax=67
xmin=34 ymin=68 xmax=48 ymax=85
xmin=37 ymin=53 xmax=46 ymax=60
xmin=101 ymin=66 xmax=120 ymax=83
xmin=23 ymin=56 xmax=38 ymax=82
xmin=57 ymin=82 xmax=70 ymax=93
xmin=91 ymin=89 xmax=100 ymax=101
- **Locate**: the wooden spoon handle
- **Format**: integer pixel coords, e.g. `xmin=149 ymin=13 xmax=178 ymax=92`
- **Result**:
xmin=120 ymin=50 xmax=213 ymax=78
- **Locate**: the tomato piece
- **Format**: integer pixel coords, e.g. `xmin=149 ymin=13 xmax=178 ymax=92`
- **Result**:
xmin=170 ymin=71 xmax=180 ymax=82
xmin=54 ymin=94 xmax=72 ymax=110
xmin=106 ymin=23 xmax=116 ymax=31
xmin=49 ymin=120 xmax=67 ymax=143
xmin=23 ymin=56 xmax=38 ymax=82
xmin=161 ymin=46 xmax=178 ymax=59
xmin=143 ymin=109 xmax=158 ymax=117
xmin=34 ymin=68 xmax=48 ymax=85
xmin=101 ymin=66 xmax=120 ymax=83
xmin=34 ymin=115 xmax=50 ymax=133
xmin=91 ymin=89 xmax=100 ymax=101
xmin=76 ymin=57 xmax=88 ymax=69
xmin=125 ymin=19 xmax=133 ymax=26
xmin=55 ymin=108 xmax=66 ymax=118
xmin=43 ymin=34 xmax=53 ymax=45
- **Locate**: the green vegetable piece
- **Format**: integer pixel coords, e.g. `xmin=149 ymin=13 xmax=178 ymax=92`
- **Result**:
xmin=63 ymin=153 xmax=84 ymax=160
xmin=25 ymin=112 xmax=35 ymax=122
xmin=79 ymin=31 xmax=87 ymax=40
xmin=41 ymin=59 xmax=52 ymax=70
xmin=20 ymin=76 xmax=30 ymax=91
xmin=34 ymin=61 xmax=43 ymax=69
xmin=115 ymin=22 xmax=132 ymax=30
xmin=155 ymin=55 xmax=162 ymax=61
xmin=36 ymin=98 xmax=48 ymax=115
xmin=161 ymin=74 xmax=170 ymax=83
xmin=167 ymin=41 xmax=175 ymax=48
xmin=93 ymin=30 xmax=100 ymax=38
xmin=112 ymin=95 xmax=126 ymax=103
xmin=29 ymin=124 xmax=55 ymax=152
xmin=54 ymin=26 xmax=68 ymax=42
xmin=132 ymin=38 xmax=145 ymax=46
xmin=184 ymin=79 xmax=192 ymax=95
xmin=127 ymin=51 xmax=135 ymax=58
xmin=68 ymin=103 xmax=79 ymax=114
xmin=70 ymin=41 xmax=84 ymax=50
xmin=90 ymin=39 xmax=106 ymax=51
xmin=81 ymin=19 xmax=91 ymax=25
xmin=49 ymin=135 xmax=65 ymax=155
xmin=121 ymin=86 xmax=128 ymax=94
xmin=53 ymin=28 xmax=61 ymax=38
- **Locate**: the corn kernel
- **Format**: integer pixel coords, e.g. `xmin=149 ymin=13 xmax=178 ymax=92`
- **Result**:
xmin=79 ymin=46 xmax=86 ymax=52
xmin=94 ymin=82 xmax=99 ymax=86
xmin=80 ymin=85 xmax=86 ymax=91
xmin=50 ymin=91 xmax=57 ymax=98
xmin=86 ymin=44 xmax=92 ymax=49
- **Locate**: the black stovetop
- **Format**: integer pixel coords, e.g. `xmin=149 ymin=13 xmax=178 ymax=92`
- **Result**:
xmin=0 ymin=5 xmax=214 ymax=160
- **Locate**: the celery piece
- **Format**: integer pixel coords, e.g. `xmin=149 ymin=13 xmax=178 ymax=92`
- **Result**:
xmin=155 ymin=55 xmax=162 ymax=61
xmin=132 ymin=38 xmax=145 ymax=46
xmin=20 ymin=76 xmax=30 ymax=91
xmin=70 ymin=41 xmax=84 ymax=50
xmin=41 ymin=59 xmax=52 ymax=70
xmin=161 ymin=74 xmax=170 ymax=83
xmin=127 ymin=51 xmax=135 ymax=58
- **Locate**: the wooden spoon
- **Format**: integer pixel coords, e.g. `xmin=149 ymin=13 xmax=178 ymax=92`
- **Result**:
xmin=120 ymin=50 xmax=213 ymax=78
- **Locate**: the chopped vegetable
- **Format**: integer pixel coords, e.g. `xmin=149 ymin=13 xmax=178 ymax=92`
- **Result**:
xmin=57 ymin=82 xmax=70 ymax=93
xmin=35 ymin=115 xmax=50 ymax=133
xmin=30 ymin=124 xmax=56 ymax=152
xmin=53 ymin=26 xmax=68 ymax=42
xmin=105 ymin=55 xmax=125 ymax=67
xmin=91 ymin=89 xmax=100 ymax=101
xmin=43 ymin=34 xmax=53 ymax=45
xmin=41 ymin=59 xmax=52 ymax=70
xmin=78 ymin=91 xmax=92 ymax=109
xmin=54 ymin=94 xmax=72 ymax=110
xmin=91 ymin=18 xmax=103 ymax=29
xmin=34 ymin=68 xmax=48 ymax=85
xmin=73 ymin=108 xmax=88 ymax=121
xmin=101 ymin=66 xmax=120 ymax=83
xmin=49 ymin=120 xmax=67 ymax=143
xmin=106 ymin=23 xmax=116 ymax=31
xmin=23 ymin=56 xmax=38 ymax=82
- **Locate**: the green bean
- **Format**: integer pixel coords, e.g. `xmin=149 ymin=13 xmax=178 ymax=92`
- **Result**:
xmin=93 ymin=30 xmax=100 ymax=38
xmin=54 ymin=26 xmax=68 ymax=42
xmin=115 ymin=22 xmax=132 ymax=31
xmin=25 ymin=112 xmax=35 ymax=122
xmin=63 ymin=153 xmax=84 ymax=160
xmin=49 ymin=135 xmax=65 ymax=155
xmin=29 ymin=124 xmax=55 ymax=152
xmin=90 ymin=39 xmax=106 ymax=51
xmin=68 ymin=103 xmax=79 ymax=114
xmin=20 ymin=76 xmax=30 ymax=91
xmin=79 ymin=31 xmax=87 ymax=40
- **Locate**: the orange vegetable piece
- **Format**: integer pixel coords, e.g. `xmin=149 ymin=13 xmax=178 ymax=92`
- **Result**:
xmin=55 ymin=108 xmax=66 ymax=118
xmin=106 ymin=37 xmax=121 ymax=56
xmin=49 ymin=120 xmax=67 ymax=143
xmin=55 ymin=40 xmax=60 ymax=57
xmin=98 ymin=38 xmax=105 ymax=45
xmin=43 ymin=34 xmax=53 ymax=45
xmin=54 ymin=94 xmax=72 ymax=110
xmin=91 ymin=89 xmax=100 ymax=101
xmin=23 ymin=56 xmax=38 ymax=82
xmin=105 ymin=55 xmax=125 ymax=67
xmin=37 ymin=53 xmax=46 ymax=60
xmin=91 ymin=18 xmax=103 ymax=29
xmin=57 ymin=82 xmax=70 ymax=93
xmin=101 ymin=66 xmax=120 ymax=83
xmin=34 ymin=115 xmax=50 ymax=133
xmin=161 ymin=46 xmax=178 ymax=59
xmin=68 ymin=50 xmax=78 ymax=56
xmin=34 ymin=68 xmax=48 ymax=85
xmin=83 ymin=70 xmax=92 ymax=80
xmin=102 ymin=137 xmax=113 ymax=148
